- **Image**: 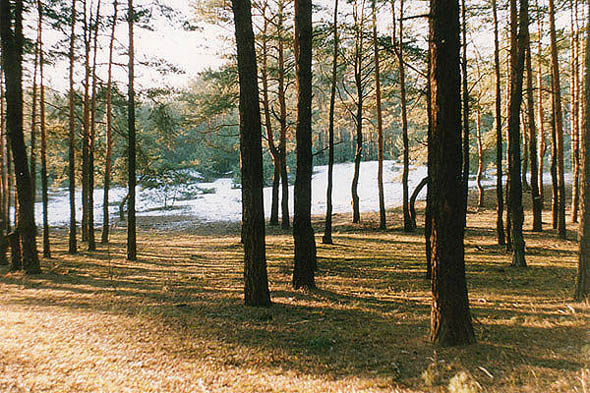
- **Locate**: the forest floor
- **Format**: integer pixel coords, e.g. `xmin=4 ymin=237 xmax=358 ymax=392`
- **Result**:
xmin=0 ymin=189 xmax=589 ymax=392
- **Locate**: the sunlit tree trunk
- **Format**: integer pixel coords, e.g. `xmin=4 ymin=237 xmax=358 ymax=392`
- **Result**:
xmin=393 ymin=0 xmax=411 ymax=231
xmin=0 ymin=0 xmax=41 ymax=273
xmin=526 ymin=31 xmax=542 ymax=232
xmin=102 ymin=0 xmax=118 ymax=244
xmin=492 ymin=0 xmax=505 ymax=245
xmin=429 ymin=0 xmax=475 ymax=346
xmin=231 ymin=0 xmax=272 ymax=306
xmin=548 ymin=0 xmax=566 ymax=239
xmin=0 ymin=73 xmax=7 ymax=265
xmin=570 ymin=0 xmax=580 ymax=223
xmin=536 ymin=0 xmax=545 ymax=207
xmin=30 ymin=22 xmax=39 ymax=204
xmin=461 ymin=0 xmax=469 ymax=224
xmin=575 ymin=5 xmax=590 ymax=301
xmin=350 ymin=0 xmax=365 ymax=224
xmin=374 ymin=0 xmax=386 ymax=230
xmin=37 ymin=0 xmax=50 ymax=257
xmin=292 ymin=0 xmax=317 ymax=289
xmin=323 ymin=0 xmax=339 ymax=244
xmin=127 ymin=0 xmax=137 ymax=261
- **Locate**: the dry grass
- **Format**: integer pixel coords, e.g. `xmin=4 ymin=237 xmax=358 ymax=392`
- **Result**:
xmin=1 ymin=196 xmax=589 ymax=392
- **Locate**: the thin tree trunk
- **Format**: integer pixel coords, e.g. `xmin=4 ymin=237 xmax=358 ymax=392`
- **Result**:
xmin=351 ymin=0 xmax=365 ymax=225
xmin=323 ymin=0 xmax=339 ymax=244
xmin=461 ymin=0 xmax=469 ymax=224
xmin=374 ymin=0 xmax=386 ymax=230
xmin=507 ymin=0 xmax=528 ymax=267
xmin=571 ymin=0 xmax=580 ymax=223
xmin=81 ymin=0 xmax=91 ymax=242
xmin=575 ymin=5 xmax=590 ymax=301
xmin=231 ymin=0 xmax=272 ymax=306
xmin=88 ymin=0 xmax=100 ymax=251
xmin=548 ymin=0 xmax=566 ymax=239
xmin=260 ymin=4 xmax=280 ymax=226
xmin=392 ymin=0 xmax=411 ymax=231
xmin=429 ymin=0 xmax=475 ymax=346
xmin=101 ymin=0 xmax=117 ymax=244
xmin=409 ymin=176 xmax=428 ymax=229
xmin=68 ymin=0 xmax=77 ymax=254
xmin=425 ymin=28 xmax=433 ymax=280
xmin=30 ymin=23 xmax=39 ymax=204
xmin=277 ymin=2 xmax=290 ymax=229
xmin=521 ymin=113 xmax=530 ymax=191
xmin=0 ymin=0 xmax=41 ymax=274
xmin=292 ymin=0 xmax=317 ymax=289
xmin=38 ymin=0 xmax=50 ymax=257
xmin=526 ymin=30 xmax=542 ymax=232
xmin=536 ymin=0 xmax=545 ymax=206
xmin=476 ymin=104 xmax=484 ymax=208
xmin=492 ymin=0 xmax=505 ymax=245
xmin=127 ymin=0 xmax=137 ymax=261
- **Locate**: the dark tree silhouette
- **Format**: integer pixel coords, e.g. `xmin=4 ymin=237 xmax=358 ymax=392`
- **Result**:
xmin=127 ymin=0 xmax=137 ymax=261
xmin=292 ymin=0 xmax=317 ymax=289
xmin=428 ymin=0 xmax=475 ymax=346
xmin=0 ymin=0 xmax=41 ymax=274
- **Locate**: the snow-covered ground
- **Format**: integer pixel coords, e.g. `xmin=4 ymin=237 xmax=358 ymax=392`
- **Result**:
xmin=30 ymin=160 xmax=512 ymax=227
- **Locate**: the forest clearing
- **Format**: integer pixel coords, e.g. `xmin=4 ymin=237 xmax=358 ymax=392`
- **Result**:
xmin=1 ymin=197 xmax=589 ymax=393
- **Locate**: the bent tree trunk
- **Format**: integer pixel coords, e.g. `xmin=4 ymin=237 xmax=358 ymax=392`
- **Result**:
xmin=409 ymin=176 xmax=428 ymax=230
xmin=429 ymin=0 xmax=475 ymax=346
xmin=232 ymin=0 xmax=272 ymax=306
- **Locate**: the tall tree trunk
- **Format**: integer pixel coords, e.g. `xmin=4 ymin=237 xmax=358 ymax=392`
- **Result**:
xmin=351 ymin=0 xmax=365 ymax=225
xmin=38 ymin=0 xmax=50 ymax=258
xmin=393 ymin=0 xmax=411 ymax=231
xmin=277 ymin=0 xmax=290 ymax=229
xmin=0 ymin=0 xmax=41 ymax=274
xmin=68 ymin=0 xmax=77 ymax=254
xmin=0 ymin=74 xmax=7 ymax=265
xmin=231 ymin=0 xmax=272 ymax=306
xmin=526 ymin=30 xmax=542 ymax=232
xmin=575 ymin=5 xmax=590 ymax=300
xmin=322 ymin=0 xmax=339 ymax=244
xmin=536 ymin=1 xmax=545 ymax=206
xmin=260 ymin=4 xmax=280 ymax=226
xmin=374 ymin=0 xmax=386 ymax=230
xmin=81 ymin=0 xmax=91 ymax=242
xmin=425 ymin=28 xmax=433 ymax=280
xmin=521 ymin=113 xmax=529 ymax=191
xmin=476 ymin=103 xmax=484 ymax=208
xmin=507 ymin=0 xmax=528 ymax=267
xmin=30 ymin=23 xmax=39 ymax=204
xmin=492 ymin=0 xmax=505 ymax=245
xmin=429 ymin=0 xmax=475 ymax=346
xmin=505 ymin=26 xmax=513 ymax=252
xmin=548 ymin=0 xmax=566 ymax=239
xmin=127 ymin=0 xmax=137 ymax=261
xmin=461 ymin=0 xmax=469 ymax=224
xmin=292 ymin=0 xmax=317 ymax=289
xmin=101 ymin=0 xmax=118 ymax=244
xmin=570 ymin=0 xmax=580 ymax=223
xmin=88 ymin=0 xmax=100 ymax=251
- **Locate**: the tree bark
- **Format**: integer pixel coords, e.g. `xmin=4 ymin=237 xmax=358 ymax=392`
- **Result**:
xmin=0 ymin=0 xmax=41 ymax=273
xmin=277 ymin=0 xmax=290 ymax=229
xmin=351 ymin=0 xmax=365 ymax=225
xmin=127 ymin=0 xmax=137 ymax=261
xmin=492 ymin=0 xmax=505 ymax=245
xmin=461 ymin=0 xmax=469 ymax=225
xmin=68 ymin=0 xmax=77 ymax=254
xmin=392 ymin=0 xmax=411 ymax=231
xmin=374 ymin=0 xmax=386 ymax=230
xmin=231 ymin=0 xmax=272 ymax=306
xmin=570 ymin=0 xmax=580 ymax=224
xmin=292 ymin=0 xmax=317 ymax=289
xmin=38 ymin=0 xmax=50 ymax=258
xmin=507 ymin=0 xmax=528 ymax=267
xmin=429 ymin=0 xmax=475 ymax=346
xmin=323 ymin=0 xmax=339 ymax=244
xmin=409 ymin=176 xmax=428 ymax=229
xmin=88 ymin=0 xmax=101 ymax=251
xmin=425 ymin=30 xmax=433 ymax=280
xmin=102 ymin=0 xmax=118 ymax=244
xmin=548 ymin=0 xmax=566 ymax=239
xmin=536 ymin=1 xmax=545 ymax=207
xmin=0 ymin=72 xmax=8 ymax=265
xmin=575 ymin=6 xmax=590 ymax=301
xmin=81 ymin=0 xmax=91 ymax=242
xmin=526 ymin=31 xmax=542 ymax=232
